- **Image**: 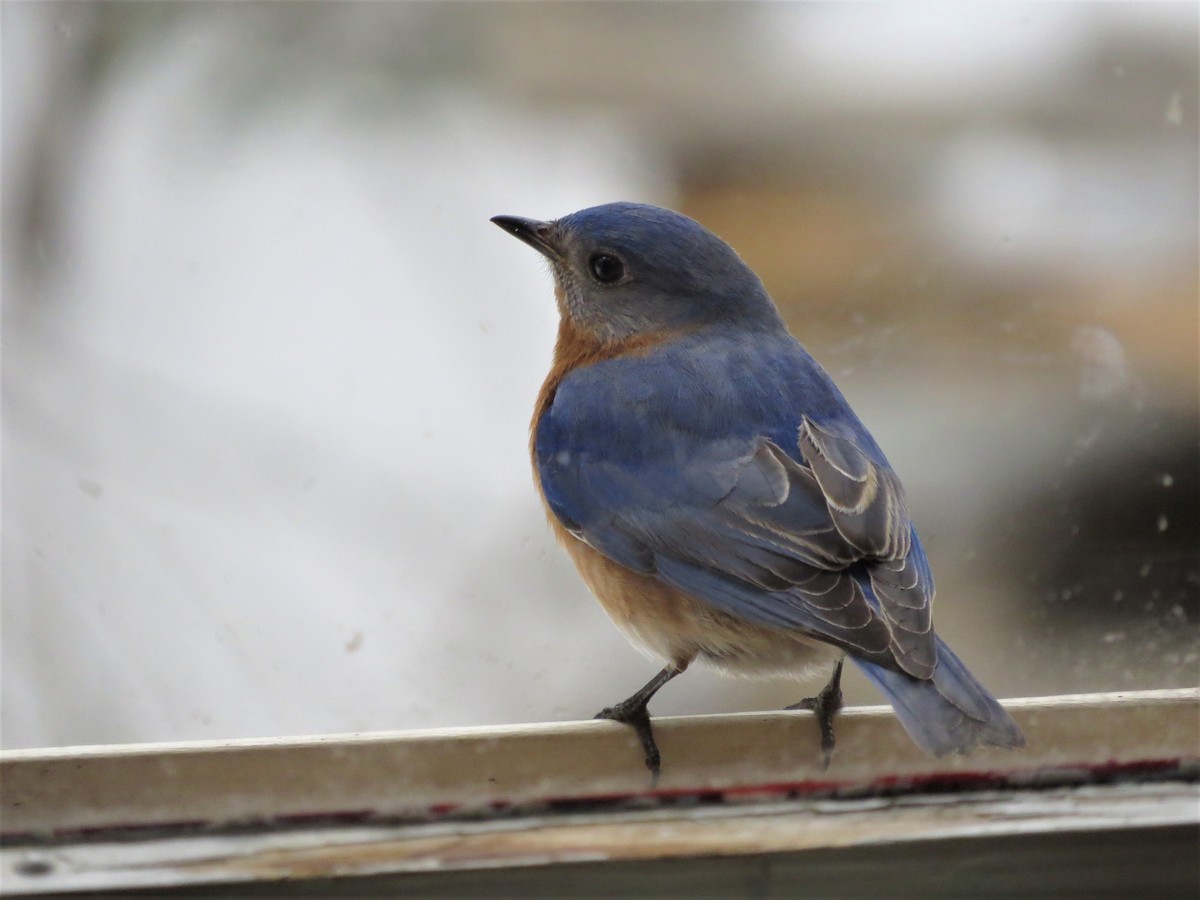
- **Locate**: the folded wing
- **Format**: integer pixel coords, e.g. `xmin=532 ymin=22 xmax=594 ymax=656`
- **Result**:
xmin=538 ymin=413 xmax=936 ymax=679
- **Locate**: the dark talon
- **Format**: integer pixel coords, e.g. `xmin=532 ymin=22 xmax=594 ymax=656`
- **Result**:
xmin=786 ymin=658 xmax=845 ymax=769
xmin=595 ymin=662 xmax=688 ymax=782
xmin=596 ymin=699 xmax=661 ymax=781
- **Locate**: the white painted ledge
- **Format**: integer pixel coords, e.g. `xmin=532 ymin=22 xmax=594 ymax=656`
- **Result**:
xmin=1 ymin=689 xmax=1197 ymax=895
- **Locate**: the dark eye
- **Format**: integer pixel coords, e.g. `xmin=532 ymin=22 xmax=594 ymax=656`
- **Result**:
xmin=588 ymin=253 xmax=625 ymax=284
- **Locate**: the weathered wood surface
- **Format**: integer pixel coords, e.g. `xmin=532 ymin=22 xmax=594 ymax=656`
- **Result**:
xmin=1 ymin=689 xmax=1196 ymax=896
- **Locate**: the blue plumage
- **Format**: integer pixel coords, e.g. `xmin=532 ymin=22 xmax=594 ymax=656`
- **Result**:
xmin=493 ymin=202 xmax=1024 ymax=772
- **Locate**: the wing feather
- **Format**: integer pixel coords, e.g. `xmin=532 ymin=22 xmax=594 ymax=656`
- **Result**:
xmin=536 ymin=351 xmax=938 ymax=679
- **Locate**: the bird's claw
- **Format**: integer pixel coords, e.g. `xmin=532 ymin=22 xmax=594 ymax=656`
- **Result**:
xmin=786 ymin=659 xmax=845 ymax=770
xmin=596 ymin=701 xmax=661 ymax=783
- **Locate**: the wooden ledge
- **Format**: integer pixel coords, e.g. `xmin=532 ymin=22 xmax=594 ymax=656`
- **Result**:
xmin=2 ymin=688 xmax=1196 ymax=839
xmin=1 ymin=690 xmax=1196 ymax=895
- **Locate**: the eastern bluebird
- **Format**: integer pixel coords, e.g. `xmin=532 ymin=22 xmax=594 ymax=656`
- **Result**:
xmin=492 ymin=202 xmax=1025 ymax=777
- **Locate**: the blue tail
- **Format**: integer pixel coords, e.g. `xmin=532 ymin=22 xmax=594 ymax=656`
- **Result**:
xmin=853 ymin=637 xmax=1025 ymax=756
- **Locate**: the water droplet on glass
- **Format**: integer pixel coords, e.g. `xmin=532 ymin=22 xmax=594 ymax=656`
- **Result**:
xmin=1165 ymin=90 xmax=1183 ymax=126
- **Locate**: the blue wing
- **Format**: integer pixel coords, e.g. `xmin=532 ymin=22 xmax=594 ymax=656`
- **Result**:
xmin=537 ymin=331 xmax=934 ymax=675
xmin=537 ymin=330 xmax=1023 ymax=754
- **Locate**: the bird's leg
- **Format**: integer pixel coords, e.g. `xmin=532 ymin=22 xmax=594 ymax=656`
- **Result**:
xmin=786 ymin=657 xmax=845 ymax=770
xmin=595 ymin=660 xmax=689 ymax=781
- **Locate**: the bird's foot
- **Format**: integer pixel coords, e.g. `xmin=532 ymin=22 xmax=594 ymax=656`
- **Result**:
xmin=786 ymin=658 xmax=845 ymax=770
xmin=596 ymin=697 xmax=661 ymax=783
xmin=594 ymin=664 xmax=687 ymax=784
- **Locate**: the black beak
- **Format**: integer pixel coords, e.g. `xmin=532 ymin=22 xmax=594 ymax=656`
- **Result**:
xmin=490 ymin=215 xmax=560 ymax=259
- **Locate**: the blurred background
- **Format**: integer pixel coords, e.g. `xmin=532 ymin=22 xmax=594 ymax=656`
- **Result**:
xmin=3 ymin=2 xmax=1196 ymax=751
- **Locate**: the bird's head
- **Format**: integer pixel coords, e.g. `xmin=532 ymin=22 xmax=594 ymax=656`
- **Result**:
xmin=491 ymin=202 xmax=784 ymax=344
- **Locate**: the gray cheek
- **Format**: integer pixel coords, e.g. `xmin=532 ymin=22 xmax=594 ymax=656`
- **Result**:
xmin=561 ymin=281 xmax=648 ymax=343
